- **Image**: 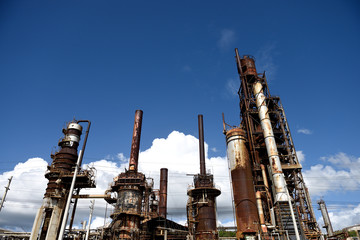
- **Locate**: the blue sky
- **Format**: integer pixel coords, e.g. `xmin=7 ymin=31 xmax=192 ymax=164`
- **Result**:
xmin=1 ymin=0 xmax=360 ymax=232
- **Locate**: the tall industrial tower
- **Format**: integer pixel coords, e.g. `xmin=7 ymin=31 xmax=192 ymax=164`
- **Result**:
xmin=30 ymin=120 xmax=95 ymax=240
xmin=224 ymin=49 xmax=321 ymax=240
xmin=187 ymin=115 xmax=221 ymax=240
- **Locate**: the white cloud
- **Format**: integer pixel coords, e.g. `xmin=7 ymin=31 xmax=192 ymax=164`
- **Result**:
xmin=0 ymin=158 xmax=48 ymax=231
xmin=225 ymin=78 xmax=238 ymax=97
xmin=297 ymin=128 xmax=313 ymax=135
xmin=255 ymin=43 xmax=278 ymax=81
xmin=296 ymin=150 xmax=305 ymax=163
xmin=218 ymin=29 xmax=236 ymax=51
xmin=0 ymin=131 xmax=233 ymax=231
xmin=303 ymin=152 xmax=360 ymax=197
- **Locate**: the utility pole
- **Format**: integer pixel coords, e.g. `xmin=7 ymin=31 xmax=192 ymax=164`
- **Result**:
xmin=0 ymin=176 xmax=13 ymax=212
xmin=85 ymin=200 xmax=95 ymax=240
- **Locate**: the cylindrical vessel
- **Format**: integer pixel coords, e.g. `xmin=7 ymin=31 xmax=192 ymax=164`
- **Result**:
xmin=45 ymin=122 xmax=82 ymax=197
xmin=253 ymin=81 xmax=288 ymax=202
xmin=113 ymin=187 xmax=143 ymax=239
xmin=196 ymin=196 xmax=218 ymax=240
xmin=318 ymin=200 xmax=334 ymax=236
xmin=159 ymin=168 xmax=168 ymax=219
xmin=240 ymin=56 xmax=257 ymax=76
xmin=129 ymin=110 xmax=143 ymax=172
xmin=225 ymin=128 xmax=259 ymax=238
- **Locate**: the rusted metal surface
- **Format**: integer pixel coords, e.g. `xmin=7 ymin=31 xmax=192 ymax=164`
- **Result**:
xmin=45 ymin=122 xmax=82 ymax=197
xmin=256 ymin=191 xmax=267 ymax=233
xmin=108 ymin=170 xmax=146 ymax=239
xmin=198 ymin=115 xmax=206 ymax=176
xmin=159 ymin=168 xmax=168 ymax=219
xmin=30 ymin=120 xmax=95 ymax=240
xmin=235 ymin=48 xmax=322 ymax=239
xmin=225 ymin=128 xmax=259 ymax=238
xmin=105 ymin=110 xmax=146 ymax=240
xmin=239 ymin=56 xmax=257 ymax=76
xmin=187 ymin=115 xmax=220 ymax=240
xmin=129 ymin=110 xmax=143 ymax=172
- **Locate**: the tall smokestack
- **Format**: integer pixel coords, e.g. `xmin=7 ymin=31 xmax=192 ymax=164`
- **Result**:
xmin=198 ymin=115 xmax=206 ymax=176
xmin=187 ymin=115 xmax=221 ymax=240
xmin=129 ymin=110 xmax=143 ymax=172
xmin=159 ymin=168 xmax=168 ymax=219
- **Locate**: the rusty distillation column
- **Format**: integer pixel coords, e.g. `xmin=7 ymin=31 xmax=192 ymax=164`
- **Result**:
xmin=224 ymin=128 xmax=260 ymax=239
xmin=30 ymin=122 xmax=83 ymax=240
xmin=318 ymin=199 xmax=334 ymax=237
xmin=159 ymin=168 xmax=168 ymax=219
xmin=106 ymin=110 xmax=146 ymax=240
xmin=239 ymin=54 xmax=288 ymax=202
xmin=187 ymin=115 xmax=221 ymax=240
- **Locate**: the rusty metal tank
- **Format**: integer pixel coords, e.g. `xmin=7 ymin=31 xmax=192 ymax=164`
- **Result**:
xmin=239 ymin=55 xmax=257 ymax=76
xmin=225 ymin=128 xmax=259 ymax=238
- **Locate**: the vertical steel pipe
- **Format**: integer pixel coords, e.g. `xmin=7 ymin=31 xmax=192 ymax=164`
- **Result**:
xmin=256 ymin=191 xmax=267 ymax=233
xmin=129 ymin=110 xmax=143 ymax=172
xmin=318 ymin=199 xmax=334 ymax=236
xmin=159 ymin=168 xmax=168 ymax=219
xmin=253 ymin=81 xmax=288 ymax=202
xmin=225 ymin=128 xmax=259 ymax=238
xmin=198 ymin=115 xmax=206 ymax=176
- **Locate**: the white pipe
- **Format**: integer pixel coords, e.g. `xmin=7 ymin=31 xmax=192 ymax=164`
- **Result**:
xmin=286 ymin=188 xmax=300 ymax=240
xmin=253 ymin=81 xmax=288 ymax=202
xmin=58 ymin=149 xmax=83 ymax=240
xmin=85 ymin=200 xmax=95 ymax=240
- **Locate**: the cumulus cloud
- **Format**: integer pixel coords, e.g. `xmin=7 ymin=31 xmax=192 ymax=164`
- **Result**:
xmin=0 ymin=158 xmax=48 ymax=231
xmin=0 ymin=131 xmax=232 ymax=231
xmin=297 ymin=128 xmax=313 ymax=135
xmin=296 ymin=150 xmax=305 ymax=163
xmin=303 ymin=152 xmax=360 ymax=197
xmin=218 ymin=29 xmax=236 ymax=51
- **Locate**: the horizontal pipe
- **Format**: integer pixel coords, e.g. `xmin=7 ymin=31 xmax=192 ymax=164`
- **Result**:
xmin=73 ymin=194 xmax=111 ymax=199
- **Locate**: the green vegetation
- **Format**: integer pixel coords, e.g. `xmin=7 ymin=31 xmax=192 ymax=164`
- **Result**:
xmin=218 ymin=230 xmax=236 ymax=237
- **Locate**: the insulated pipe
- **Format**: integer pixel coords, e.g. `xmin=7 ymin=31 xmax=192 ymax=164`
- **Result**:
xmin=129 ymin=110 xmax=143 ymax=172
xmin=253 ymin=81 xmax=288 ymax=202
xmin=260 ymin=164 xmax=269 ymax=190
xmin=256 ymin=191 xmax=267 ymax=233
xmin=58 ymin=150 xmax=83 ymax=240
xmin=69 ymin=120 xmax=91 ymax=231
xmin=198 ymin=115 xmax=206 ymax=176
xmin=159 ymin=168 xmax=168 ymax=219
